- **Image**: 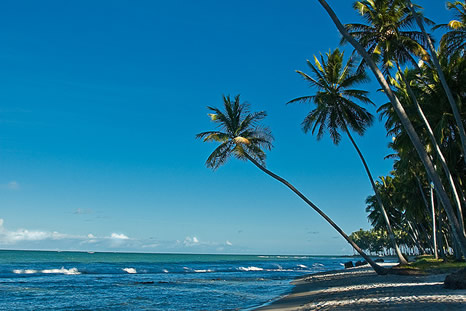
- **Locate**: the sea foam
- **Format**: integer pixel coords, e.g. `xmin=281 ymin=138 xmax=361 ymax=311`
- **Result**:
xmin=238 ymin=266 xmax=263 ymax=271
xmin=123 ymin=268 xmax=137 ymax=274
xmin=13 ymin=269 xmax=38 ymax=274
xmin=194 ymin=269 xmax=214 ymax=273
xmin=13 ymin=267 xmax=80 ymax=275
xmin=42 ymin=267 xmax=81 ymax=275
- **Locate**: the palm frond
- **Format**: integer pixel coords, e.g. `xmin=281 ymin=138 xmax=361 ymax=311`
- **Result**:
xmin=198 ymin=95 xmax=274 ymax=170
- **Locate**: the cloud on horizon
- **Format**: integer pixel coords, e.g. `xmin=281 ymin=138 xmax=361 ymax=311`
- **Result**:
xmin=0 ymin=219 xmax=68 ymax=244
xmin=183 ymin=236 xmax=200 ymax=247
xmin=111 ymin=233 xmax=129 ymax=240
xmin=0 ymin=219 xmax=240 ymax=253
xmin=0 ymin=219 xmax=133 ymax=249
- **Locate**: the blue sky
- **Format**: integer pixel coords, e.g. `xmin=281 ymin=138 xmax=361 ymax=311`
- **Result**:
xmin=0 ymin=0 xmax=452 ymax=254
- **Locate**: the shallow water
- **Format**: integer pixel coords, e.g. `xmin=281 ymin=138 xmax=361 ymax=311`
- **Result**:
xmin=0 ymin=250 xmax=358 ymax=310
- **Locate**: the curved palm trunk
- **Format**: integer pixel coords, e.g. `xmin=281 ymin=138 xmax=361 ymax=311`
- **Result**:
xmin=395 ymin=61 xmax=465 ymax=236
xmin=242 ymin=152 xmax=388 ymax=275
xmin=406 ymin=0 xmax=466 ymax=166
xmin=318 ymin=0 xmax=466 ymax=258
xmin=343 ymin=126 xmax=408 ymax=264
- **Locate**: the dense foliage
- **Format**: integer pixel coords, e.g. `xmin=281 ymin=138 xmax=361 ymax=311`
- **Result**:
xmin=348 ymin=0 xmax=466 ymax=259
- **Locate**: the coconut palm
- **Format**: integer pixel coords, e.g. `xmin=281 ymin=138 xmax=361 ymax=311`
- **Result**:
xmin=406 ymin=0 xmax=466 ymax=164
xmin=378 ymin=48 xmax=466 ymax=222
xmin=345 ymin=0 xmax=464 ymax=233
xmin=289 ymin=48 xmax=407 ymax=264
xmin=391 ymin=63 xmax=465 ymax=235
xmin=197 ymin=94 xmax=387 ymax=274
xmin=343 ymin=0 xmax=430 ymax=75
xmin=318 ymin=0 xmax=466 ymax=257
xmin=434 ymin=1 xmax=466 ymax=56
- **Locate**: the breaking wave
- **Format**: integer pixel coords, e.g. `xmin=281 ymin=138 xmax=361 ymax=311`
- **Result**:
xmin=13 ymin=267 xmax=81 ymax=275
xmin=238 ymin=266 xmax=263 ymax=271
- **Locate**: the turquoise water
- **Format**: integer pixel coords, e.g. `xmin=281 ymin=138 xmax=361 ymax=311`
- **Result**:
xmin=0 ymin=250 xmax=355 ymax=310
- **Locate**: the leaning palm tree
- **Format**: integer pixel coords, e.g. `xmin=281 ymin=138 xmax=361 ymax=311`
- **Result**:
xmin=318 ymin=0 xmax=466 ymax=257
xmin=289 ymin=48 xmax=407 ymax=264
xmin=197 ymin=94 xmax=387 ymax=274
xmin=345 ymin=0 xmax=464 ymax=235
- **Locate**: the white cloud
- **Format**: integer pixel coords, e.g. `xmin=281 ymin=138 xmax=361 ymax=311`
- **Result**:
xmin=183 ymin=236 xmax=200 ymax=247
xmin=110 ymin=233 xmax=129 ymax=240
xmin=0 ymin=218 xmax=69 ymax=244
xmin=0 ymin=219 xmax=243 ymax=253
xmin=0 ymin=219 xmax=136 ymax=250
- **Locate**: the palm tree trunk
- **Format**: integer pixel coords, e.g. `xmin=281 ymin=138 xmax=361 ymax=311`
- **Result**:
xmin=318 ymin=0 xmax=466 ymax=258
xmin=395 ymin=61 xmax=465 ymax=236
xmin=431 ymin=185 xmax=438 ymax=259
xmin=407 ymin=221 xmax=426 ymax=254
xmin=414 ymin=175 xmax=429 ymax=211
xmin=444 ymin=229 xmax=452 ymax=255
xmin=437 ymin=198 xmax=447 ymax=260
xmin=343 ymin=125 xmax=407 ymax=264
xmin=242 ymin=152 xmax=388 ymax=275
xmin=418 ymin=222 xmax=433 ymax=252
xmin=406 ymin=0 xmax=466 ymax=166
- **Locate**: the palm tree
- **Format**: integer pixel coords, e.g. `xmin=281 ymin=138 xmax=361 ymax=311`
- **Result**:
xmin=433 ymin=1 xmax=466 ymax=56
xmin=406 ymin=0 xmax=466 ymax=164
xmin=318 ymin=0 xmax=466 ymax=257
xmin=343 ymin=0 xmax=430 ymax=75
xmin=346 ymin=0 xmax=464 ymax=236
xmin=289 ymin=48 xmax=407 ymax=264
xmin=391 ymin=65 xmax=465 ymax=236
xmin=197 ymin=94 xmax=387 ymax=274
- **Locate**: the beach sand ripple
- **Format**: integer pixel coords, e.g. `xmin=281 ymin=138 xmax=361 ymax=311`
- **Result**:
xmin=256 ymin=263 xmax=466 ymax=310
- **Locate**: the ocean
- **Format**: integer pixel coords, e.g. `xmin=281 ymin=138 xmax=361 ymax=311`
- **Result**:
xmin=0 ymin=250 xmax=361 ymax=310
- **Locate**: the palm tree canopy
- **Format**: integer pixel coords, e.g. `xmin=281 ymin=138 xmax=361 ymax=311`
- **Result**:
xmin=288 ymin=48 xmax=374 ymax=145
xmin=343 ymin=0 xmax=432 ymax=74
xmin=434 ymin=1 xmax=466 ymax=55
xmin=196 ymin=95 xmax=273 ymax=169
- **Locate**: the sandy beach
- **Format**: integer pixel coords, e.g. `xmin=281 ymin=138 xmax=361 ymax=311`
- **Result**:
xmin=256 ymin=263 xmax=466 ymax=310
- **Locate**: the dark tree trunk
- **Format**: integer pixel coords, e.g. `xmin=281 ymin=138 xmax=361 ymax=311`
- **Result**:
xmin=243 ymin=152 xmax=388 ymax=275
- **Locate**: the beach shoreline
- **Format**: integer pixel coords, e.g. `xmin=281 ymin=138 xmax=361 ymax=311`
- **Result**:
xmin=254 ymin=263 xmax=466 ymax=310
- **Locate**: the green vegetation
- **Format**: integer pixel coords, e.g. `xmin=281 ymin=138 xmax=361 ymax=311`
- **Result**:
xmin=390 ymin=255 xmax=466 ymax=274
xmin=411 ymin=256 xmax=466 ymax=273
xmin=198 ymin=0 xmax=466 ymax=274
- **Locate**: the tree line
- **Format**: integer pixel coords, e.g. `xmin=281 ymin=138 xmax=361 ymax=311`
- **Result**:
xmin=197 ymin=0 xmax=466 ymax=275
